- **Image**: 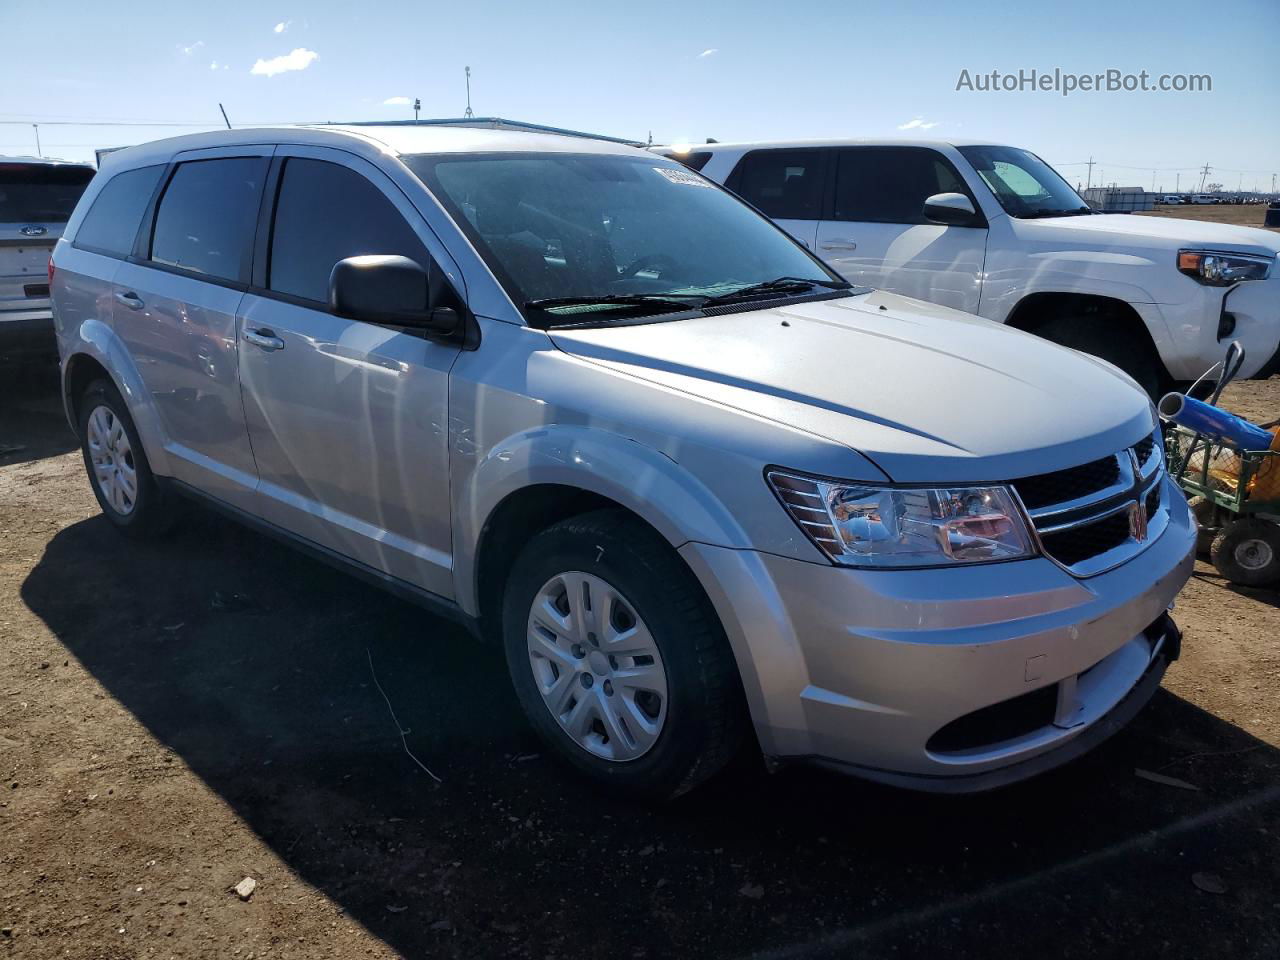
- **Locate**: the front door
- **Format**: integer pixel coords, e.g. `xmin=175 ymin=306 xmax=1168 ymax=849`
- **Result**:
xmin=236 ymin=149 xmax=462 ymax=598
xmin=111 ymin=149 xmax=270 ymax=510
xmin=815 ymin=147 xmax=987 ymax=313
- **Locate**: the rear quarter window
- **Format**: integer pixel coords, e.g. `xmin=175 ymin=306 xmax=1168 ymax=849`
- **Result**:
xmin=728 ymin=149 xmax=828 ymax=220
xmin=74 ymin=165 xmax=165 ymax=257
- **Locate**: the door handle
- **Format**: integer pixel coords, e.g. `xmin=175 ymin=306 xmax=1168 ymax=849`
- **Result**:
xmin=820 ymin=240 xmax=858 ymax=251
xmin=114 ymin=291 xmax=145 ymax=310
xmin=243 ymin=328 xmax=285 ymax=351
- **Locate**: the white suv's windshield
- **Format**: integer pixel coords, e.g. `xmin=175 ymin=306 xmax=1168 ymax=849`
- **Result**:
xmin=957 ymin=145 xmax=1092 ymax=219
xmin=406 ymin=152 xmax=847 ymax=323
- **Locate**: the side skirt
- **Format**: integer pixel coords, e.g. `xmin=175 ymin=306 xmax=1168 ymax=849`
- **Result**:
xmin=159 ymin=477 xmax=482 ymax=640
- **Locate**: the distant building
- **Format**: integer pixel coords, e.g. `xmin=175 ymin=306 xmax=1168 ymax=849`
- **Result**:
xmin=1082 ymin=186 xmax=1155 ymax=213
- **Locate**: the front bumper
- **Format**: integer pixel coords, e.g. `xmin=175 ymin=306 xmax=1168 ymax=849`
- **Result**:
xmin=1148 ymin=275 xmax=1280 ymax=381
xmin=679 ymin=474 xmax=1197 ymax=791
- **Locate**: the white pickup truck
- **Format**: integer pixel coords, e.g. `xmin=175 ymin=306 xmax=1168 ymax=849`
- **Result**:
xmin=665 ymin=140 xmax=1280 ymax=396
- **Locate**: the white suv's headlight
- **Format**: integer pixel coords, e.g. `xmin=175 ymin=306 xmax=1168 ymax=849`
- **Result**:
xmin=1177 ymin=249 xmax=1273 ymax=286
xmin=767 ymin=470 xmax=1036 ymax=568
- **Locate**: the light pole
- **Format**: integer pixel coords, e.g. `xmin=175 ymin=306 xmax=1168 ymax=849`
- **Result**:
xmin=32 ymin=123 xmax=41 ymax=157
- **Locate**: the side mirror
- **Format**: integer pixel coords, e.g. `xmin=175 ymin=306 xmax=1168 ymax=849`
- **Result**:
xmin=923 ymin=192 xmax=978 ymax=226
xmin=329 ymin=255 xmax=460 ymax=335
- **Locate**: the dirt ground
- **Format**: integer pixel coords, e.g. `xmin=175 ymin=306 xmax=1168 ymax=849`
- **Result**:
xmin=1137 ymin=203 xmax=1280 ymax=233
xmin=2 ymin=366 xmax=1279 ymax=960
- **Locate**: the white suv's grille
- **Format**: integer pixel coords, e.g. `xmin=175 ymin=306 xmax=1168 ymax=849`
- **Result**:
xmin=1011 ymin=430 xmax=1167 ymax=577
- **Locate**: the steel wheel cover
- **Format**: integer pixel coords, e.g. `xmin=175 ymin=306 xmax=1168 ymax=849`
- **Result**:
xmin=526 ymin=570 xmax=668 ymax=762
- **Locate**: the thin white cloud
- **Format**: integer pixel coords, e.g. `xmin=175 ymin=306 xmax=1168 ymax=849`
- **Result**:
xmin=897 ymin=117 xmax=940 ymax=130
xmin=383 ymin=96 xmax=412 ymax=106
xmin=274 ymin=20 xmax=291 ymax=34
xmin=210 ymin=60 xmax=218 ymax=70
xmin=179 ymin=40 xmax=205 ymax=55
xmin=250 ymin=47 xmax=319 ymax=77
xmin=697 ymin=48 xmax=718 ymax=58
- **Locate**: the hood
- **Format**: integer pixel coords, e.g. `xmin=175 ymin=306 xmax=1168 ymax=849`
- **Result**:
xmin=1022 ymin=213 xmax=1280 ymax=257
xmin=549 ymin=291 xmax=1154 ymax=483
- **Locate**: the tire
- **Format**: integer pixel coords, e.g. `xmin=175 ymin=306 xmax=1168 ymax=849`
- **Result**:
xmin=78 ymin=378 xmax=177 ymax=539
xmin=501 ymin=508 xmax=745 ymax=799
xmin=1035 ymin=315 xmax=1163 ymax=399
xmin=1209 ymin=518 xmax=1280 ymax=586
xmin=1187 ymin=495 xmax=1219 ymax=555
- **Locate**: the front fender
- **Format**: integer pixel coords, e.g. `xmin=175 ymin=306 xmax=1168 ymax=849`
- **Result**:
xmin=452 ymin=424 xmax=753 ymax=617
xmin=63 ymin=318 xmax=173 ymax=477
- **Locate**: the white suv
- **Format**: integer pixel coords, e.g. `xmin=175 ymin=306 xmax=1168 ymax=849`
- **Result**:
xmin=666 ymin=140 xmax=1280 ymax=396
xmin=51 ymin=125 xmax=1194 ymax=797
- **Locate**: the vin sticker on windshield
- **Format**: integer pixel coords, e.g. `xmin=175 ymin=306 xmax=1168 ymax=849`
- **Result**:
xmin=654 ymin=167 xmax=714 ymax=188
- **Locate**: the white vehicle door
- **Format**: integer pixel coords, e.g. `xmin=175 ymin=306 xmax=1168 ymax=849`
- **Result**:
xmin=815 ymin=146 xmax=987 ymax=313
xmin=724 ymin=148 xmax=827 ymax=251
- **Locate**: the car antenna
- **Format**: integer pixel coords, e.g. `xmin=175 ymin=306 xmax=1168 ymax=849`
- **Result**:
xmin=219 ymin=103 xmax=233 ymax=130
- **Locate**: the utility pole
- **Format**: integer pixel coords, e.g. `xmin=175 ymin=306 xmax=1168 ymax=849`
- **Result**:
xmin=1198 ymin=162 xmax=1211 ymax=192
xmin=413 ymin=98 xmax=421 ymax=123
xmin=32 ymin=123 xmax=41 ymax=157
xmin=1085 ymin=156 xmax=1095 ymax=189
xmin=1151 ymin=170 xmax=1156 ymax=191
xmin=464 ymin=66 xmax=474 ymax=118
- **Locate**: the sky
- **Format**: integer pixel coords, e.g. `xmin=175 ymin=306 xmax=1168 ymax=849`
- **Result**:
xmin=3 ymin=0 xmax=1277 ymax=192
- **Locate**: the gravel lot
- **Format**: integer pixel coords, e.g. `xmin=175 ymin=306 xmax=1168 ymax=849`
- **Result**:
xmin=2 ymin=369 xmax=1278 ymax=960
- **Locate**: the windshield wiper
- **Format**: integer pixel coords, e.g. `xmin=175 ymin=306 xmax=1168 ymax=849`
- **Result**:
xmin=701 ymin=276 xmax=850 ymax=307
xmin=524 ymin=293 xmax=706 ymax=324
xmin=1017 ymin=206 xmax=1095 ymax=219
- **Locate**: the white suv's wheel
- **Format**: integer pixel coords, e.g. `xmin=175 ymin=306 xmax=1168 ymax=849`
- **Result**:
xmin=503 ymin=509 xmax=745 ymax=799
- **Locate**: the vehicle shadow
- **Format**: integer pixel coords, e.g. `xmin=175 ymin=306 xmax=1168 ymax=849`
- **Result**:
xmin=20 ymin=510 xmax=1280 ymax=959
xmin=0 ymin=365 xmax=77 ymax=466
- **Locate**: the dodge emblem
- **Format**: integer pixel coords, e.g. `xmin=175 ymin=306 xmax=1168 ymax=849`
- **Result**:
xmin=1127 ymin=500 xmax=1149 ymax=542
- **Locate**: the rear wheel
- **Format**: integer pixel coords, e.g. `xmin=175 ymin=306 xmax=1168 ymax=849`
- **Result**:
xmin=1210 ymin=518 xmax=1280 ymax=586
xmin=78 ymin=379 xmax=177 ymax=538
xmin=501 ymin=509 xmax=745 ymax=799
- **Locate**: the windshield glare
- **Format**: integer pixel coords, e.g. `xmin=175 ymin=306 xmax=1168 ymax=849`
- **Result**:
xmin=406 ymin=153 xmax=838 ymax=318
xmin=956 ymin=145 xmax=1088 ymax=218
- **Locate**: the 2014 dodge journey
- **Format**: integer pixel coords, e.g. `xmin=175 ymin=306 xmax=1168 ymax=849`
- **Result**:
xmin=50 ymin=125 xmax=1196 ymax=798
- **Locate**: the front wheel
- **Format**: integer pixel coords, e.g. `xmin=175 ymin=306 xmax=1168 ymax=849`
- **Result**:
xmin=501 ymin=509 xmax=745 ymax=799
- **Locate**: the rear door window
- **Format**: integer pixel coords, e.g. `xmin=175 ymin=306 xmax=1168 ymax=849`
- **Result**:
xmin=74 ymin=165 xmax=164 ymax=257
xmin=267 ymin=157 xmax=433 ymax=304
xmin=728 ymin=149 xmax=828 ymax=220
xmin=833 ymin=147 xmax=971 ymax=224
xmin=0 ymin=164 xmax=94 ymax=223
xmin=150 ymin=157 xmax=267 ymax=283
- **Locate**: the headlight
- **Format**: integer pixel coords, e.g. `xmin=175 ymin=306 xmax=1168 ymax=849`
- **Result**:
xmin=767 ymin=470 xmax=1036 ymax=568
xmin=1177 ymin=250 xmax=1272 ymax=286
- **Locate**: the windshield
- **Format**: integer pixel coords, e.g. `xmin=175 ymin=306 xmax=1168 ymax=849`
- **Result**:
xmin=956 ymin=145 xmax=1090 ymax=219
xmin=0 ymin=164 xmax=95 ymax=223
xmin=405 ymin=152 xmax=844 ymax=322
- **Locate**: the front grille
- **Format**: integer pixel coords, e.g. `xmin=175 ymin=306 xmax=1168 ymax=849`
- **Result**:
xmin=1010 ymin=455 xmax=1120 ymax=510
xmin=1040 ymin=510 xmax=1131 ymax=567
xmin=1013 ymin=429 xmax=1166 ymax=577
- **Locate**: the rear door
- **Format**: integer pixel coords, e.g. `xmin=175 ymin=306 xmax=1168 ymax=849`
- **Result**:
xmin=0 ymin=162 xmax=94 ymax=321
xmin=724 ymin=148 xmax=827 ymax=250
xmin=815 ymin=147 xmax=987 ymax=312
xmin=236 ymin=148 xmax=462 ymax=598
xmin=111 ymin=147 xmax=270 ymax=510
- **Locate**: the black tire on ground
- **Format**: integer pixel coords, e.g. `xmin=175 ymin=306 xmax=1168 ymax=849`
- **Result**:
xmin=1034 ymin=314 xmax=1163 ymax=399
xmin=1186 ymin=495 xmax=1219 ymax=555
xmin=77 ymin=378 xmax=178 ymax=539
xmin=1209 ymin=518 xmax=1280 ymax=586
xmin=501 ymin=508 xmax=746 ymax=800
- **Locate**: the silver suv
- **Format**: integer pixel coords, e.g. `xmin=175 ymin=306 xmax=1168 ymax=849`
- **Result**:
xmin=1 ymin=157 xmax=95 ymax=363
xmin=50 ymin=126 xmax=1196 ymax=798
